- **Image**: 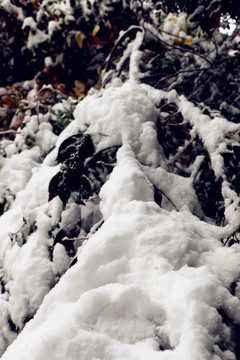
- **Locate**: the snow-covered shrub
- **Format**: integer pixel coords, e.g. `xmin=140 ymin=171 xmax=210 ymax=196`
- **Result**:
xmin=1 ymin=1 xmax=240 ymax=359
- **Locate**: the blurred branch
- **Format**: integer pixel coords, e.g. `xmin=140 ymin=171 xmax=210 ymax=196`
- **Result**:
xmin=167 ymin=138 xmax=196 ymax=165
xmin=0 ymin=130 xmax=21 ymax=136
xmin=140 ymin=65 xmax=211 ymax=86
xmin=143 ymin=22 xmax=214 ymax=66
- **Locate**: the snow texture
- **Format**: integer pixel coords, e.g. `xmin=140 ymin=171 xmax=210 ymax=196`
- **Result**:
xmin=1 ymin=22 xmax=240 ymax=360
xmin=1 ymin=77 xmax=240 ymax=360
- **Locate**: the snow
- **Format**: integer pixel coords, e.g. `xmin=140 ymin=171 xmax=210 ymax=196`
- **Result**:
xmin=73 ymin=78 xmax=164 ymax=168
xmin=0 ymin=0 xmax=24 ymax=20
xmin=161 ymin=12 xmax=191 ymax=45
xmin=0 ymin=147 xmax=41 ymax=195
xmin=1 ymin=24 xmax=240 ymax=360
xmin=177 ymin=96 xmax=240 ymax=178
xmin=48 ymin=20 xmax=61 ymax=38
xmin=1 ymin=77 xmax=240 ymax=360
xmin=22 ymin=17 xmax=37 ymax=31
xmin=22 ymin=17 xmax=49 ymax=49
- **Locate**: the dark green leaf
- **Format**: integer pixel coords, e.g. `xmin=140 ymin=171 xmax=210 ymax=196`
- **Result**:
xmin=57 ymin=133 xmax=94 ymax=163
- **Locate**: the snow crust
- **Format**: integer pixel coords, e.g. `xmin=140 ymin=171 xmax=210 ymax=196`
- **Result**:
xmin=1 ymin=78 xmax=240 ymax=360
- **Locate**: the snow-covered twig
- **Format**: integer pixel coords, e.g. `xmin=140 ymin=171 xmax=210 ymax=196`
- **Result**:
xmin=86 ymin=195 xmax=100 ymax=202
xmin=88 ymin=219 xmax=104 ymax=236
xmin=0 ymin=130 xmax=21 ymax=136
xmin=102 ymin=25 xmax=144 ymax=86
xmin=224 ymin=129 xmax=240 ymax=135
xmin=102 ymin=25 xmax=143 ymax=74
xmin=96 ymin=161 xmax=116 ymax=168
xmin=62 ymin=237 xmax=89 ymax=241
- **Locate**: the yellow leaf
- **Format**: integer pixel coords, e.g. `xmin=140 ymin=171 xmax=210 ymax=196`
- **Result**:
xmin=173 ymin=30 xmax=180 ymax=45
xmin=92 ymin=24 xmax=100 ymax=37
xmin=184 ymin=37 xmax=193 ymax=45
xmin=168 ymin=18 xmax=177 ymax=22
xmin=173 ymin=37 xmax=179 ymax=45
xmin=75 ymin=32 xmax=83 ymax=48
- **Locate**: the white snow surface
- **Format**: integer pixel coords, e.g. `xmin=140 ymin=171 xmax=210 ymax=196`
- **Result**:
xmin=1 ymin=79 xmax=240 ymax=360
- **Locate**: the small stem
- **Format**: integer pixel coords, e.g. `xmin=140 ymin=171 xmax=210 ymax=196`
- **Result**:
xmin=141 ymin=65 xmax=211 ymax=85
xmin=0 ymin=130 xmax=21 ymax=136
xmin=158 ymin=102 xmax=178 ymax=112
xmin=86 ymin=195 xmax=100 ymax=202
xmin=143 ymin=22 xmax=213 ymax=67
xmin=85 ymin=145 xmax=121 ymax=165
xmin=224 ymin=129 xmax=240 ymax=135
xmin=222 ymin=226 xmax=240 ymax=246
xmin=102 ymin=25 xmax=143 ymax=78
xmin=221 ymin=216 xmax=225 ymax=227
xmin=167 ymin=138 xmax=195 ymax=165
xmin=161 ymin=189 xmax=178 ymax=210
xmin=168 ymin=122 xmax=186 ymax=127
xmin=89 ymin=219 xmax=104 ymax=236
xmin=62 ymin=237 xmax=88 ymax=241
xmin=223 ymin=235 xmax=232 ymax=246
xmin=96 ymin=160 xmax=116 ymax=168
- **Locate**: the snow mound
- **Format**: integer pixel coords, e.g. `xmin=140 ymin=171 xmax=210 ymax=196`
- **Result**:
xmin=1 ymin=80 xmax=240 ymax=360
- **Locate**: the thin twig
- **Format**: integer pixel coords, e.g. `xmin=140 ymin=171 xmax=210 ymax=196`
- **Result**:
xmin=62 ymin=237 xmax=89 ymax=241
xmin=96 ymin=160 xmax=116 ymax=168
xmin=0 ymin=130 xmax=21 ymax=136
xmin=167 ymin=122 xmax=186 ymax=127
xmin=159 ymin=28 xmax=191 ymax=41
xmin=224 ymin=129 xmax=240 ymax=135
xmin=159 ymin=27 xmax=217 ymax=48
xmin=231 ymin=22 xmax=240 ymax=40
xmin=223 ymin=233 xmax=234 ymax=246
xmin=102 ymin=25 xmax=143 ymax=75
xmin=143 ymin=22 xmax=213 ymax=67
xmin=86 ymin=195 xmax=100 ymax=202
xmin=211 ymin=34 xmax=218 ymax=58
xmin=89 ymin=219 xmax=104 ymax=236
xmin=167 ymin=138 xmax=195 ymax=165
xmin=85 ymin=145 xmax=121 ymax=166
xmin=141 ymin=65 xmax=211 ymax=85
xmin=163 ymin=110 xmax=179 ymax=123
xmin=161 ymin=189 xmax=178 ymax=210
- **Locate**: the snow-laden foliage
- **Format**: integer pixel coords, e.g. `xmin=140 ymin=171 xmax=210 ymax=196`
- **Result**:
xmin=1 ymin=1 xmax=240 ymax=359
